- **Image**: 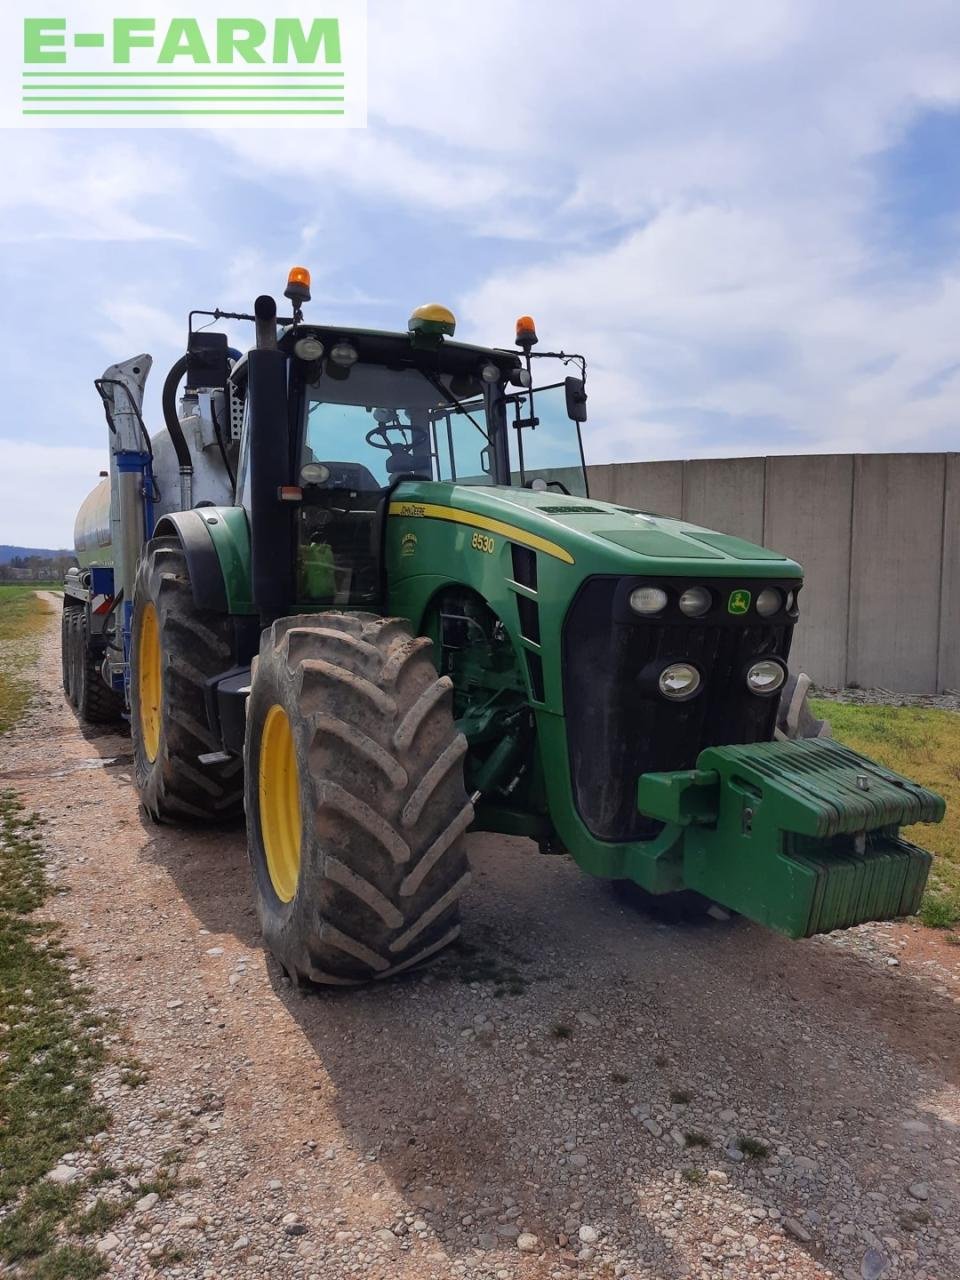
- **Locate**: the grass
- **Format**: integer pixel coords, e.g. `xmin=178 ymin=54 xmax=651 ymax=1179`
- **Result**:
xmin=683 ymin=1130 xmax=711 ymax=1149
xmin=0 ymin=585 xmax=57 ymax=732
xmin=813 ymin=699 xmax=960 ymax=928
xmin=736 ymin=1135 xmax=770 ymax=1159
xmin=0 ymin=793 xmax=112 ymax=1276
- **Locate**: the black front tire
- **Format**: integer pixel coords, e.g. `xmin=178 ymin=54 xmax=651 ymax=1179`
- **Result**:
xmin=130 ymin=537 xmax=243 ymax=823
xmin=245 ymin=613 xmax=473 ymax=985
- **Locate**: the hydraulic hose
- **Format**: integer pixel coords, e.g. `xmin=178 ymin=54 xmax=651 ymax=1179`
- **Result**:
xmin=161 ymin=353 xmax=194 ymax=510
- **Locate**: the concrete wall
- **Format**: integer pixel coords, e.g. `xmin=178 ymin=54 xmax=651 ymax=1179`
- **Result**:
xmin=587 ymin=452 xmax=959 ymax=694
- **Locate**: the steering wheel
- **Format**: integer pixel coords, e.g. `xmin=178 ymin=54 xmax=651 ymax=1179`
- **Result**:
xmin=363 ymin=422 xmax=404 ymax=453
xmin=364 ymin=422 xmax=429 ymax=453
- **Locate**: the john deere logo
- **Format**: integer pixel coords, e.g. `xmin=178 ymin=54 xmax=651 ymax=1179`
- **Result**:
xmin=400 ymin=532 xmax=417 ymax=558
xmin=728 ymin=589 xmax=751 ymax=616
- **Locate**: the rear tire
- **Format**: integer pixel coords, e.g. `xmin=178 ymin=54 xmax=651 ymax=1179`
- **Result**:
xmin=66 ymin=609 xmax=83 ymax=708
xmin=75 ymin=613 xmax=124 ymax=725
xmin=131 ymin=537 xmax=243 ymax=823
xmin=245 ymin=613 xmax=473 ymax=985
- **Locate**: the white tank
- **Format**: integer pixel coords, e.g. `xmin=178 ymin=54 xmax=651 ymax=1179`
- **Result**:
xmin=73 ymin=398 xmax=237 ymax=571
xmin=74 ymin=477 xmax=112 ymax=569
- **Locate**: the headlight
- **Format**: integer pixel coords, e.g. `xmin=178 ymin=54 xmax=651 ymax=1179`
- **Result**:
xmin=630 ymin=586 xmax=668 ymax=615
xmin=678 ymin=586 xmax=711 ymax=617
xmin=293 ymin=336 xmax=325 ymax=362
xmin=658 ymin=663 xmax=702 ymax=700
xmin=746 ymin=659 xmax=786 ymax=694
xmin=756 ymin=587 xmax=783 ymax=617
xmin=785 ymin=589 xmax=796 ymax=611
xmin=329 ymin=341 xmax=359 ymax=367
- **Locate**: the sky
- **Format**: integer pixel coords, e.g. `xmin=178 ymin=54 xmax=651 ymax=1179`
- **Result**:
xmin=1 ymin=0 xmax=960 ymax=546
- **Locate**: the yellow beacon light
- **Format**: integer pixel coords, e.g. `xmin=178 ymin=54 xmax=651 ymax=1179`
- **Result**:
xmin=515 ymin=314 xmax=538 ymax=348
xmin=284 ymin=265 xmax=312 ymax=307
xmin=408 ymin=303 xmax=456 ymax=340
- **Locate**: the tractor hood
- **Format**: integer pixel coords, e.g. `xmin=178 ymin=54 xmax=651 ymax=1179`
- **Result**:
xmin=390 ymin=481 xmax=803 ymax=580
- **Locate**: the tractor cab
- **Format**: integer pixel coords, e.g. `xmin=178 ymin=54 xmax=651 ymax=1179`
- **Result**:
xmin=242 ymin=295 xmax=590 ymax=610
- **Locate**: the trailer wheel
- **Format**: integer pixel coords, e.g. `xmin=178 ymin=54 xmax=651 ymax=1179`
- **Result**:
xmin=75 ymin=613 xmax=124 ymax=725
xmin=245 ymin=613 xmax=473 ymax=985
xmin=61 ymin=603 xmax=80 ymax=704
xmin=131 ymin=537 xmax=243 ymax=823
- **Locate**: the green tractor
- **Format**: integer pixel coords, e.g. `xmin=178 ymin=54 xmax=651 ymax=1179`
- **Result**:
xmin=65 ymin=269 xmax=944 ymax=985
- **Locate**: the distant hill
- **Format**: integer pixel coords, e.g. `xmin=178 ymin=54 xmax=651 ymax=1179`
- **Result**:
xmin=0 ymin=545 xmax=74 ymax=564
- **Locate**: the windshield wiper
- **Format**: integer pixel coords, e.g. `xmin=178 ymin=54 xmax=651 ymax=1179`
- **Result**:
xmin=418 ymin=371 xmax=489 ymax=442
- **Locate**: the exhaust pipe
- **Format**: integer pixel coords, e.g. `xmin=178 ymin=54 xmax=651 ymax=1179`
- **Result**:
xmin=255 ymin=294 xmax=278 ymax=351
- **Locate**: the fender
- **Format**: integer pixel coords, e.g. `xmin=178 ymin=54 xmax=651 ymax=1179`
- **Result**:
xmin=152 ymin=507 xmax=255 ymax=615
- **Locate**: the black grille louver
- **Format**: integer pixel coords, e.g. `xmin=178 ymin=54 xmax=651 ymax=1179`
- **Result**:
xmin=562 ymin=577 xmax=795 ymax=842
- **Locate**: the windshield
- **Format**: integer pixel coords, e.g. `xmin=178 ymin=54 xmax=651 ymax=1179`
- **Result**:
xmin=302 ymin=364 xmax=493 ymax=490
xmin=507 ymin=382 xmax=588 ymax=497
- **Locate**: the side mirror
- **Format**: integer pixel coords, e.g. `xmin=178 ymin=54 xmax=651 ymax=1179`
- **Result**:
xmin=565 ymin=376 xmax=588 ymax=422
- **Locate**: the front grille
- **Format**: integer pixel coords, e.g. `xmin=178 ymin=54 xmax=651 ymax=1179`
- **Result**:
xmin=562 ymin=577 xmax=795 ymax=842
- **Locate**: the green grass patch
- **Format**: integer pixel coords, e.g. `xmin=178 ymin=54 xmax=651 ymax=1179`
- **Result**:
xmin=0 ymin=792 xmax=114 ymax=1276
xmin=0 ymin=586 xmax=57 ymax=733
xmin=736 ymin=1135 xmax=770 ymax=1159
xmin=683 ymin=1130 xmax=711 ymax=1148
xmin=813 ymin=700 xmax=960 ymax=927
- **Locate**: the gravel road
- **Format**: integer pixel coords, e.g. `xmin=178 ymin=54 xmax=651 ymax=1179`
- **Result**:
xmin=2 ymin=603 xmax=959 ymax=1280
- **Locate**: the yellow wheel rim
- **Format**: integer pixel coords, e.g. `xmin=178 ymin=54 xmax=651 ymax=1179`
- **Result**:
xmin=138 ymin=603 xmax=162 ymax=764
xmin=258 ymin=704 xmax=302 ymax=903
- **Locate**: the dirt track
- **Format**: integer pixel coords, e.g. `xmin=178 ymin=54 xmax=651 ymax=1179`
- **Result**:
xmin=2 ymin=601 xmax=960 ymax=1279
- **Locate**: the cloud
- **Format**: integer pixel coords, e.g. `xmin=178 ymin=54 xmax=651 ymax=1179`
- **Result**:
xmin=0 ymin=442 xmax=107 ymax=548
xmin=0 ymin=134 xmax=194 ymax=244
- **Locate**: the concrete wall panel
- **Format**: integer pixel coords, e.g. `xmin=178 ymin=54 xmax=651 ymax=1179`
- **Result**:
xmin=763 ymin=455 xmax=853 ymax=688
xmin=848 ymin=453 xmax=945 ymax=693
xmin=681 ymin=457 xmax=766 ymax=543
xmin=938 ymin=453 xmax=960 ymax=693
xmin=588 ymin=460 xmax=683 ymax=516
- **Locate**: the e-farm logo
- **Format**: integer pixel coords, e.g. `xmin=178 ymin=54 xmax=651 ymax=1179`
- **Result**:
xmin=5 ymin=2 xmax=366 ymax=128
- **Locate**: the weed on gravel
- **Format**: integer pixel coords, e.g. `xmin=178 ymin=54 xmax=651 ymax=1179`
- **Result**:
xmin=0 ymin=791 xmax=112 ymax=1276
xmin=736 ymin=1135 xmax=770 ymax=1159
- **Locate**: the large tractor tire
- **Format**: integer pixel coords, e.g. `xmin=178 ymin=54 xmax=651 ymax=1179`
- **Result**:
xmin=130 ymin=537 xmax=243 ymax=823
xmin=245 ymin=613 xmax=473 ymax=985
xmin=75 ymin=612 xmax=124 ymax=725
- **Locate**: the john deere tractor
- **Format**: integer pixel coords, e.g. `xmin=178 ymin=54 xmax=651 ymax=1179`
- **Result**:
xmin=64 ymin=268 xmax=944 ymax=984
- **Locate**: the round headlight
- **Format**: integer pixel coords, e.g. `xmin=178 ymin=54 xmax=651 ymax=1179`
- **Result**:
xmin=746 ymin=659 xmax=786 ymax=694
xmin=679 ymin=586 xmax=712 ymax=617
xmin=301 ymin=463 xmax=330 ymax=485
xmin=293 ymin=336 xmax=325 ymax=362
xmin=658 ymin=663 xmax=702 ymax=700
xmin=480 ymin=362 xmax=500 ymax=383
xmin=630 ymin=586 xmax=668 ymax=615
xmin=329 ymin=341 xmax=359 ymax=367
xmin=785 ymin=589 xmax=796 ymax=611
xmin=756 ymin=587 xmax=783 ymax=617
